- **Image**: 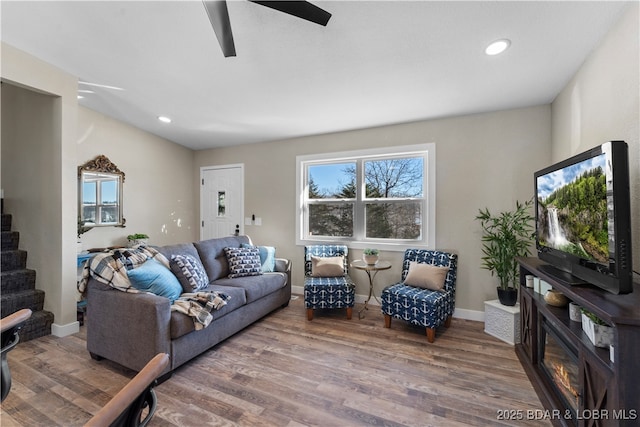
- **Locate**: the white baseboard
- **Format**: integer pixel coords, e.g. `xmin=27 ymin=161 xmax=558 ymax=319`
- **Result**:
xmin=292 ymin=286 xmax=484 ymax=321
xmin=51 ymin=321 xmax=80 ymax=337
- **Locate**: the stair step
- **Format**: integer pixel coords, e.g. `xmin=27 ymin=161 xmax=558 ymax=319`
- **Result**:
xmin=1 ymin=249 xmax=27 ymax=271
xmin=19 ymin=310 xmax=55 ymax=342
xmin=1 ymin=214 xmax=11 ymax=232
xmin=1 ymin=230 xmax=20 ymax=251
xmin=1 ymin=269 xmax=36 ymax=293
xmin=0 ymin=289 xmax=45 ymax=317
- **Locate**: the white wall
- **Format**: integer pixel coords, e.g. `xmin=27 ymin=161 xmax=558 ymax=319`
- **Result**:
xmin=195 ymin=105 xmax=551 ymax=314
xmin=77 ymin=107 xmax=197 ymax=249
xmin=551 ymin=3 xmax=639 ymax=277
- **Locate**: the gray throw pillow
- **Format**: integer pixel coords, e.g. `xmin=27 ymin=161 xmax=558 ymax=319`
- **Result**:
xmin=170 ymin=254 xmax=210 ymax=292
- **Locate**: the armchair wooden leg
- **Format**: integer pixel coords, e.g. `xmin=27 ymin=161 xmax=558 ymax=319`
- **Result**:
xmin=346 ymin=307 xmax=353 ymax=320
xmin=426 ymin=327 xmax=436 ymax=343
xmin=444 ymin=315 xmax=452 ymax=328
xmin=384 ymin=314 xmax=391 ymax=328
xmin=307 ymin=308 xmax=314 ymax=321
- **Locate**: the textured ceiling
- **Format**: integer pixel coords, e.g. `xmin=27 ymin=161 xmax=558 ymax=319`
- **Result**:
xmin=1 ymin=1 xmax=630 ymax=150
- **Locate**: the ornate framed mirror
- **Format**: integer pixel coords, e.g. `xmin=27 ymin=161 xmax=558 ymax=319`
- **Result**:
xmin=78 ymin=155 xmax=125 ymax=227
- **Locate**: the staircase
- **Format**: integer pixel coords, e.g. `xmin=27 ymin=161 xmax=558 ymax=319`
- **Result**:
xmin=1 ymin=212 xmax=55 ymax=341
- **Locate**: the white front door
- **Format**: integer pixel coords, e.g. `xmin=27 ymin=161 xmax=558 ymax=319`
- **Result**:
xmin=201 ymin=165 xmax=244 ymax=240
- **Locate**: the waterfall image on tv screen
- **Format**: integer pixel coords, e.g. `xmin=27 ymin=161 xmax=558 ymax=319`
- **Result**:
xmin=536 ymin=153 xmax=609 ymax=265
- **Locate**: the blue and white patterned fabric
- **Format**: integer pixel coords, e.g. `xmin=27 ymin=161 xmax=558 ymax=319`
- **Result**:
xmin=381 ymin=249 xmax=458 ymax=330
xmin=304 ymin=245 xmax=355 ymax=310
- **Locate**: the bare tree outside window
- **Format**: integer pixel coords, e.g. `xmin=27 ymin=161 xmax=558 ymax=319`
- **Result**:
xmin=307 ymin=157 xmax=424 ymax=240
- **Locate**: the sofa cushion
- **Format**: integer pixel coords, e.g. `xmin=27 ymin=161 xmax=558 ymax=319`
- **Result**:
xmin=158 ymin=242 xmax=200 ymax=263
xmin=224 ymin=247 xmax=263 ymax=278
xmin=170 ymin=254 xmax=210 ymax=292
xmin=127 ymin=258 xmax=183 ymax=303
xmin=213 ymin=272 xmax=287 ymax=304
xmin=169 ymin=284 xmax=247 ymax=339
xmin=241 ymin=243 xmax=276 ymax=273
xmin=194 ymin=236 xmax=251 ymax=281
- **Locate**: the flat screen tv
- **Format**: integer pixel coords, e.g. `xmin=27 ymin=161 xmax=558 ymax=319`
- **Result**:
xmin=534 ymin=140 xmax=633 ymax=294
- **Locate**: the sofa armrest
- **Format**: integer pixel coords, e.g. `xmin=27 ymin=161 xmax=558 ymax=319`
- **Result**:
xmin=86 ymin=280 xmax=172 ymax=373
xmin=275 ymin=258 xmax=291 ymax=287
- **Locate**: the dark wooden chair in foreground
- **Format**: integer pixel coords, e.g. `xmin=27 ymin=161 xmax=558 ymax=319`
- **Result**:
xmin=1 ymin=308 xmax=32 ymax=402
xmin=84 ymin=353 xmax=169 ymax=427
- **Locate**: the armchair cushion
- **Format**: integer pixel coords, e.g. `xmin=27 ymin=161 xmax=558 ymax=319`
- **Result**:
xmin=403 ymin=262 xmax=449 ymax=291
xmin=311 ymin=256 xmax=345 ymax=277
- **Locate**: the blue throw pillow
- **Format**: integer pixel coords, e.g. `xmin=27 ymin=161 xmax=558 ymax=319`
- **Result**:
xmin=127 ymin=258 xmax=182 ymax=303
xmin=241 ymin=243 xmax=276 ymax=273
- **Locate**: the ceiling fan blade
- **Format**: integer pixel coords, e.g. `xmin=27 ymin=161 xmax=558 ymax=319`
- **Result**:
xmin=249 ymin=1 xmax=331 ymax=26
xmin=202 ymin=0 xmax=236 ymax=57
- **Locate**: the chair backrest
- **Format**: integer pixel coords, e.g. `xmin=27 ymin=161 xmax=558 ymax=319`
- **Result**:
xmin=304 ymin=245 xmax=349 ymax=277
xmin=401 ymin=249 xmax=458 ymax=293
xmin=1 ymin=309 xmax=32 ymax=402
xmin=85 ymin=353 xmax=169 ymax=427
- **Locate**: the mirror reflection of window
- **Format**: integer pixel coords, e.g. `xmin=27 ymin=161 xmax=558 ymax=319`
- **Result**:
xmin=80 ymin=172 xmax=121 ymax=226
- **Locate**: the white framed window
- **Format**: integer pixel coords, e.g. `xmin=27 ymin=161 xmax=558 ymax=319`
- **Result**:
xmin=296 ymin=144 xmax=435 ymax=251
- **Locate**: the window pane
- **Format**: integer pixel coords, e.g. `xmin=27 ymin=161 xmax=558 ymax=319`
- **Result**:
xmin=100 ymin=180 xmax=118 ymax=205
xmin=366 ymin=202 xmax=422 ymax=239
xmin=364 ymin=157 xmax=423 ymax=198
xmin=309 ymin=203 xmax=353 ymax=237
xmin=83 ymin=206 xmax=96 ymax=223
xmin=308 ymin=163 xmax=356 ymax=199
xmin=101 ymin=206 xmax=119 ymax=223
xmin=83 ymin=182 xmax=97 ymax=205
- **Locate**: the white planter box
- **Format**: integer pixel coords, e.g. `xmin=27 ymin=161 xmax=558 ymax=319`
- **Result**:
xmin=484 ymin=300 xmax=520 ymax=345
xmin=581 ymin=313 xmax=613 ymax=348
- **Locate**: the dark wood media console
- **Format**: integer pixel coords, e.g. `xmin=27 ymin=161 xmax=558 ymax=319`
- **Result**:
xmin=516 ymin=257 xmax=640 ymax=427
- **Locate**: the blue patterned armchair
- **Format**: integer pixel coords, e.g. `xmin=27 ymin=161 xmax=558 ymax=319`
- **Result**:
xmin=381 ymin=249 xmax=458 ymax=342
xmin=304 ymin=245 xmax=355 ymax=321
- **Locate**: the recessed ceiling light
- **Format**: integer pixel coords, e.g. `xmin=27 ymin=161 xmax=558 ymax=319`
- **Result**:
xmin=77 ymin=95 xmax=84 ymax=99
xmin=158 ymin=116 xmax=172 ymax=123
xmin=78 ymin=89 xmax=95 ymax=94
xmin=485 ymin=39 xmax=511 ymax=56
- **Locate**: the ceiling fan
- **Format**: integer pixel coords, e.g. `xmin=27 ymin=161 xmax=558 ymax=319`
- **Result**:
xmin=202 ymin=1 xmax=332 ymax=57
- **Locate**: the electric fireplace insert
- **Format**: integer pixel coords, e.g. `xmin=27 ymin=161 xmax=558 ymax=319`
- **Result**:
xmin=539 ymin=317 xmax=580 ymax=424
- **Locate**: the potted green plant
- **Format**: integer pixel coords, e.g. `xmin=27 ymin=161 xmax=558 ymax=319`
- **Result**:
xmin=363 ymin=248 xmax=380 ymax=265
xmin=475 ymin=200 xmax=534 ymax=306
xmin=580 ymin=308 xmax=613 ymax=348
xmin=127 ymin=233 xmax=149 ymax=247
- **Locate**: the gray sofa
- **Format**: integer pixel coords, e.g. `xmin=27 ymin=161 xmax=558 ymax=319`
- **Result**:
xmin=85 ymin=235 xmax=291 ymax=378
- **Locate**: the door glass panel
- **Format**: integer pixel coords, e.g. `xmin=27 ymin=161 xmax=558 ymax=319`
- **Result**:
xmin=218 ymin=191 xmax=226 ymax=216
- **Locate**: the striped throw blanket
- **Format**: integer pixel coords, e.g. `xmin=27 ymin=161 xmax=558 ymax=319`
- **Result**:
xmin=77 ymin=245 xmax=169 ymax=294
xmin=78 ymin=245 xmax=229 ymax=329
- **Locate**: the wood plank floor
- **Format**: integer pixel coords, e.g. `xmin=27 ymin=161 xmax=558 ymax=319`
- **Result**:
xmin=1 ymin=296 xmax=550 ymax=426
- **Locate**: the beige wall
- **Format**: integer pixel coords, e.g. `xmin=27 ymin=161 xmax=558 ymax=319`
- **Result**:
xmin=196 ymin=105 xmax=551 ymax=314
xmin=1 ymin=43 xmax=197 ymax=335
xmin=1 ymin=43 xmax=78 ymax=333
xmin=551 ymin=3 xmax=639 ymax=277
xmin=77 ymin=107 xmax=197 ymax=249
